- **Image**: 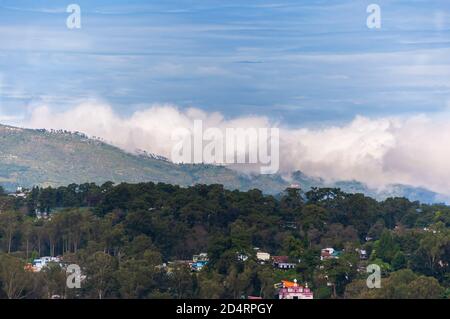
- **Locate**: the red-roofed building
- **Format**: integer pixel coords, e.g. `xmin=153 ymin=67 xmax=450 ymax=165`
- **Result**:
xmin=278 ymin=279 xmax=313 ymax=299
xmin=320 ymin=248 xmax=341 ymax=261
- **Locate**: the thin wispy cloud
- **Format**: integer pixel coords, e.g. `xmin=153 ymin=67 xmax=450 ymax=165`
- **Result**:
xmin=0 ymin=0 xmax=448 ymax=124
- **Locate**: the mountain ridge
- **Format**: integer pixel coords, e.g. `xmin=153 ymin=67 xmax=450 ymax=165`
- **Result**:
xmin=0 ymin=123 xmax=446 ymax=204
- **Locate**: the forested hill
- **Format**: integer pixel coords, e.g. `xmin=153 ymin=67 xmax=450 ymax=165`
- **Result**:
xmin=0 ymin=182 xmax=448 ymax=299
xmin=0 ymin=123 xmax=445 ymax=203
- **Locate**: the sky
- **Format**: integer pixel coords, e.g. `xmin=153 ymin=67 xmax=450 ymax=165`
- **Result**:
xmin=1 ymin=1 xmax=450 ymax=194
xmin=0 ymin=0 xmax=449 ymax=124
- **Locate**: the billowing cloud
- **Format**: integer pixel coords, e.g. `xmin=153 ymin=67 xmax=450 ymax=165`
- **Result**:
xmin=21 ymin=100 xmax=450 ymax=195
xmin=24 ymin=100 xmax=272 ymax=164
xmin=281 ymin=114 xmax=450 ymax=192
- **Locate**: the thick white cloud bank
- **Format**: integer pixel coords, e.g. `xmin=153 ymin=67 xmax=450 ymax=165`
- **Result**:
xmin=22 ymin=100 xmax=450 ymax=195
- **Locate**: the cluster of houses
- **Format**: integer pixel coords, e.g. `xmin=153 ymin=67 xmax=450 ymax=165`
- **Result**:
xmin=320 ymin=247 xmax=368 ymax=261
xmin=164 ymin=249 xmax=304 ymax=273
xmin=241 ymin=246 xmax=370 ymax=270
xmin=158 ymin=251 xmax=317 ymax=299
xmin=163 ymin=253 xmax=210 ymax=273
xmin=273 ymin=247 xmax=367 ymax=299
xmin=254 ymin=249 xmax=299 ymax=269
xmin=22 ymin=246 xmax=370 ymax=300
xmin=24 ymin=256 xmax=63 ymax=272
xmin=72 ymin=243 xmax=368 ymax=300
xmin=257 ymin=246 xmax=368 ymax=269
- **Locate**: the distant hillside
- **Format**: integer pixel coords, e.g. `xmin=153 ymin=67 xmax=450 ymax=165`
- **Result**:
xmin=0 ymin=124 xmax=446 ymax=203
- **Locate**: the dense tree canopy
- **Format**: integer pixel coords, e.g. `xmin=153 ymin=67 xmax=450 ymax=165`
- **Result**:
xmin=0 ymin=182 xmax=448 ymax=299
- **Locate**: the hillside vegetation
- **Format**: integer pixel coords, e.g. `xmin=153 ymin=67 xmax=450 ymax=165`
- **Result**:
xmin=0 ymin=183 xmax=448 ymax=299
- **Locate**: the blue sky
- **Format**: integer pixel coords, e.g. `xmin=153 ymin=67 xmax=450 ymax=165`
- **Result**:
xmin=0 ymin=0 xmax=449 ymax=126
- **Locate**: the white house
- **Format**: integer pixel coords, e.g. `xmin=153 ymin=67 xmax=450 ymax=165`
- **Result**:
xmin=32 ymin=256 xmax=61 ymax=272
xmin=256 ymin=252 xmax=271 ymax=263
